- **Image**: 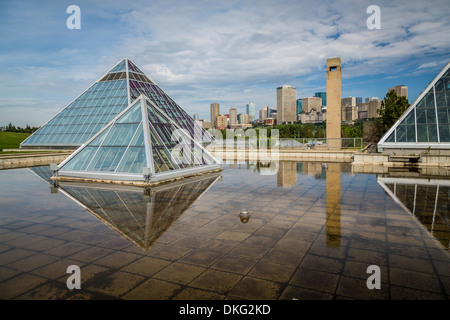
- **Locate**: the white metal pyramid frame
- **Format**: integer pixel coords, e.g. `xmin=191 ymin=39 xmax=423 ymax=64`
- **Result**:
xmin=378 ymin=62 xmax=450 ymax=151
xmin=56 ymin=94 xmax=221 ymax=183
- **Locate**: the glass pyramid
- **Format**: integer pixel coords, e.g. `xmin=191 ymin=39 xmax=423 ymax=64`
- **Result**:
xmin=378 ymin=62 xmax=450 ymax=151
xmin=56 ymin=95 xmax=221 ymax=184
xmin=20 ymin=58 xmax=212 ymax=149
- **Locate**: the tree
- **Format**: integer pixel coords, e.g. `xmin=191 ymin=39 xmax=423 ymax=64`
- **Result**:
xmin=378 ymin=90 xmax=410 ymax=132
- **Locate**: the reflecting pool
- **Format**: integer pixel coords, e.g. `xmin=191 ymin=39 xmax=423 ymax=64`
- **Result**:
xmin=0 ymin=161 xmax=449 ymax=300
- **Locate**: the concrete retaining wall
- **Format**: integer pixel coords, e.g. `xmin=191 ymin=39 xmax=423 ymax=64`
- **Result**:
xmin=0 ymin=153 xmax=71 ymax=170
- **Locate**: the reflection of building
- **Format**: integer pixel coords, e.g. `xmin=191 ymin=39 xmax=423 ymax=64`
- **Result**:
xmin=277 ymin=161 xmax=297 ymax=187
xmin=326 ymin=163 xmax=341 ymax=248
xmin=277 ymin=85 xmax=297 ymax=124
xmin=57 ymin=173 xmax=221 ymax=251
xmin=377 ymin=176 xmax=449 ymax=249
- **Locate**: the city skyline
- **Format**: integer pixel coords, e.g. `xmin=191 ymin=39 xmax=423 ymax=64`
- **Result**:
xmin=1 ymin=0 xmax=449 ymax=127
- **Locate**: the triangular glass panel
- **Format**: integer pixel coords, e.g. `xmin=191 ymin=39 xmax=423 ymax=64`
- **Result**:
xmin=109 ymin=59 xmax=127 ymax=73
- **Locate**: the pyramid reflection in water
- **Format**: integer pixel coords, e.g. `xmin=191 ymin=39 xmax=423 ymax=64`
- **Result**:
xmin=30 ymin=166 xmax=220 ymax=251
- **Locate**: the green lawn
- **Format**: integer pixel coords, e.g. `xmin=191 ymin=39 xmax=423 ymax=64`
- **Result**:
xmin=0 ymin=132 xmax=31 ymax=150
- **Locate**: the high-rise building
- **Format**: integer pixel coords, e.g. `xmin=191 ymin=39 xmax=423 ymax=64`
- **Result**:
xmin=355 ymin=97 xmax=363 ymax=104
xmin=268 ymin=107 xmax=277 ymax=118
xmin=259 ymin=106 xmax=268 ymax=121
xmin=326 ymin=58 xmax=342 ymax=149
xmin=388 ymin=85 xmax=408 ymax=99
xmin=210 ymin=103 xmax=220 ymax=128
xmin=238 ymin=113 xmax=252 ymax=124
xmin=229 ymin=107 xmax=238 ymax=125
xmin=216 ymin=114 xmax=228 ymax=130
xmin=302 ymin=97 xmax=322 ymax=113
xmin=246 ymin=102 xmax=256 ymax=121
xmin=365 ymin=97 xmax=379 ymax=103
xmin=193 ymin=113 xmax=199 ymax=121
xmin=341 ymin=96 xmax=356 ymax=107
xmin=314 ymin=92 xmax=327 ymax=107
xmin=277 ymin=85 xmax=297 ymax=124
xmin=296 ymin=99 xmax=303 ymax=114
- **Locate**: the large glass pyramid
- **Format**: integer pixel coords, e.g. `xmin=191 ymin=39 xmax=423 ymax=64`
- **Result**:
xmin=20 ymin=58 xmax=212 ymax=149
xmin=378 ymin=62 xmax=450 ymax=151
xmin=55 ymin=95 xmax=221 ymax=184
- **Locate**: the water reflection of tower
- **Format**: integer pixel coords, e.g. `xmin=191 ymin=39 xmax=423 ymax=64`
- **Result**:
xmin=326 ymin=163 xmax=341 ymax=247
xmin=277 ymin=161 xmax=297 ymax=187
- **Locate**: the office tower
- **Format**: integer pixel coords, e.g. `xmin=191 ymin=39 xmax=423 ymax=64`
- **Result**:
xmin=302 ymin=97 xmax=322 ymax=113
xmin=365 ymin=97 xmax=379 ymax=103
xmin=326 ymin=58 xmax=342 ymax=149
xmin=268 ymin=107 xmax=277 ymax=118
xmin=277 ymin=85 xmax=297 ymax=124
xmin=216 ymin=114 xmax=228 ymax=130
xmin=246 ymin=102 xmax=256 ymax=121
xmin=356 ymin=97 xmax=363 ymax=104
xmin=388 ymin=85 xmax=408 ymax=99
xmin=238 ymin=113 xmax=251 ymax=124
xmin=314 ymin=92 xmax=327 ymax=107
xmin=210 ymin=103 xmax=220 ymax=128
xmin=193 ymin=113 xmax=199 ymax=121
xmin=296 ymin=99 xmax=303 ymax=114
xmin=229 ymin=107 xmax=238 ymax=125
xmin=341 ymin=96 xmax=356 ymax=107
xmin=259 ymin=106 xmax=268 ymax=120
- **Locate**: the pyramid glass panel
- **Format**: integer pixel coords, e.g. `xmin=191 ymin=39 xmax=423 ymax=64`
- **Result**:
xmin=378 ymin=62 xmax=450 ymax=151
xmin=21 ymin=58 xmax=213 ymax=149
xmin=57 ymin=95 xmax=221 ymax=184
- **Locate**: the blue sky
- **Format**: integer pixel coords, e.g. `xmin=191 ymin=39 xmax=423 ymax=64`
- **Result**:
xmin=0 ymin=0 xmax=449 ymax=127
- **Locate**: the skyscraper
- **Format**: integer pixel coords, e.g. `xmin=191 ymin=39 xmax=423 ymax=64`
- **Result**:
xmin=210 ymin=103 xmax=220 ymax=128
xmin=277 ymin=85 xmax=297 ymax=124
xmin=296 ymin=99 xmax=303 ymax=114
xmin=229 ymin=107 xmax=238 ymax=125
xmin=259 ymin=106 xmax=268 ymax=120
xmin=302 ymin=97 xmax=322 ymax=113
xmin=388 ymin=85 xmax=408 ymax=99
xmin=246 ymin=102 xmax=256 ymax=121
xmin=314 ymin=92 xmax=327 ymax=107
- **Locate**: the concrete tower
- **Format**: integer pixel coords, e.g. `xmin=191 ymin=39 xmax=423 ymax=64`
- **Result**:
xmin=210 ymin=103 xmax=220 ymax=128
xmin=326 ymin=58 xmax=342 ymax=149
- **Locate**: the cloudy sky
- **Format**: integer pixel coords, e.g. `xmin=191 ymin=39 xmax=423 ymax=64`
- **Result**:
xmin=0 ymin=0 xmax=449 ymax=127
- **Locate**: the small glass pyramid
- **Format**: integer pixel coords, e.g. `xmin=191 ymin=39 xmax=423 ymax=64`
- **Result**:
xmin=55 ymin=95 xmax=221 ymax=185
xmin=20 ymin=58 xmax=212 ymax=149
xmin=378 ymin=62 xmax=450 ymax=151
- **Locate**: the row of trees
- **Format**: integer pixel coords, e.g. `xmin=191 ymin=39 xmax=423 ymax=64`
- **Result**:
xmin=1 ymin=123 xmax=40 ymax=134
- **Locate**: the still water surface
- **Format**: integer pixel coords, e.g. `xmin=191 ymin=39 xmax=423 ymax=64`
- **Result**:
xmin=0 ymin=161 xmax=448 ymax=299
